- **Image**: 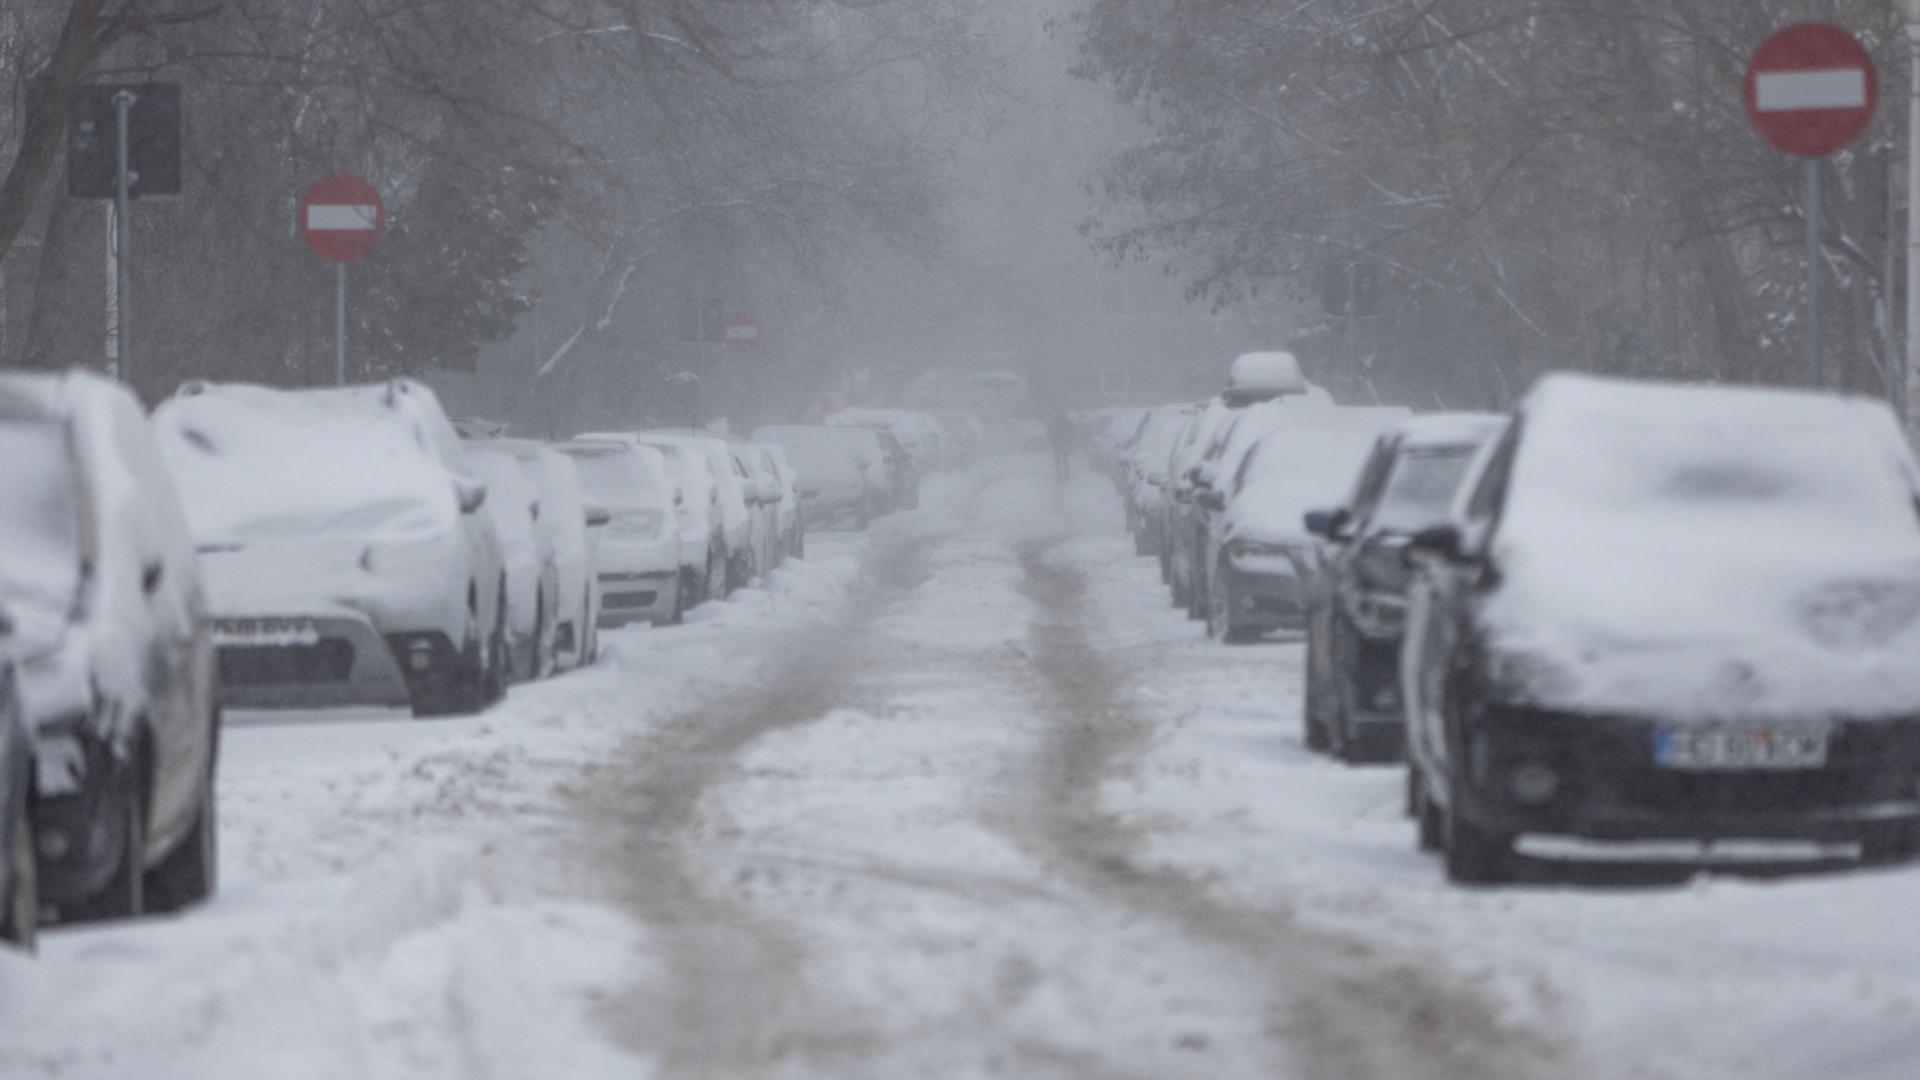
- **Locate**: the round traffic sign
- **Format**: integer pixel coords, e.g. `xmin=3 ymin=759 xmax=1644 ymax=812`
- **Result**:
xmin=1744 ymin=23 xmax=1876 ymax=158
xmin=299 ymin=173 xmax=385 ymax=262
xmin=725 ymin=315 xmax=760 ymax=350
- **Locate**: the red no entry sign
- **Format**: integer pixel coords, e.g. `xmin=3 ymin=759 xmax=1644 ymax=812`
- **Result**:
xmin=725 ymin=315 xmax=760 ymax=350
xmin=300 ymin=173 xmax=385 ymax=262
xmin=1745 ymin=23 xmax=1876 ymax=158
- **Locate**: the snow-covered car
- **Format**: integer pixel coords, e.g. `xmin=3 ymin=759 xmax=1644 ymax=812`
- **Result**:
xmin=828 ymin=415 xmax=919 ymax=509
xmin=2 ymin=371 xmax=220 ymax=923
xmin=482 ymin=440 xmax=602 ymax=670
xmin=732 ymin=443 xmax=783 ymax=577
xmin=828 ymin=407 xmax=946 ymax=474
xmin=1301 ymin=413 xmax=1507 ymax=763
xmin=595 ymin=435 xmax=722 ymax=604
xmin=0 ymin=652 xmax=36 ymax=946
xmin=831 ymin=427 xmax=896 ymax=516
xmin=1401 ymin=375 xmax=1920 ymax=883
xmin=1197 ymin=407 xmax=1410 ymax=642
xmin=636 ymin=433 xmax=757 ymax=588
xmin=752 ymin=425 xmax=874 ymax=529
xmin=745 ymin=442 xmax=802 ymax=563
xmin=155 ymin=379 xmax=508 ymax=718
xmin=1124 ymin=404 xmax=1198 ymax=556
xmin=557 ymin=440 xmax=684 ymax=627
xmin=468 ymin=444 xmax=560 ymax=681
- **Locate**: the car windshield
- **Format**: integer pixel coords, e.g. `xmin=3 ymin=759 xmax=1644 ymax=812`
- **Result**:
xmin=1370 ymin=445 xmax=1481 ymax=533
xmin=0 ymin=420 xmax=82 ymax=610
xmin=562 ymin=448 xmax=663 ymax=511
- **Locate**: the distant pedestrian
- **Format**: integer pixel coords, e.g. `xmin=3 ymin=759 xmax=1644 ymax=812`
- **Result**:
xmin=1047 ymin=411 xmax=1075 ymax=482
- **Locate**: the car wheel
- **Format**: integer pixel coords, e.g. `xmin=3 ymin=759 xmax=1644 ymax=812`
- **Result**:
xmin=707 ymin=547 xmax=730 ymax=602
xmin=1302 ymin=650 xmax=1330 ymax=753
xmin=1443 ymin=784 xmax=1512 ymax=884
xmin=72 ymin=765 xmax=145 ymax=922
xmin=145 ymin=767 xmax=216 ymax=914
xmin=1158 ymin=546 xmax=1172 ymax=585
xmin=484 ymin=594 xmax=509 ymax=704
xmin=1416 ymin=775 xmax=1444 ymax=852
xmin=2 ymin=798 xmax=38 ymax=949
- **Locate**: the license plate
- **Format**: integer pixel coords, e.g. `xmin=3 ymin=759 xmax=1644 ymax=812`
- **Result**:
xmin=212 ymin=617 xmax=321 ymax=647
xmin=1654 ymin=724 xmax=1829 ymax=771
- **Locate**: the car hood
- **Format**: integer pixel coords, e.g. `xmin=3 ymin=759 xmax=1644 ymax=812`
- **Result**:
xmin=1483 ymin=541 xmax=1920 ymax=720
xmin=198 ymin=534 xmax=456 ymax=623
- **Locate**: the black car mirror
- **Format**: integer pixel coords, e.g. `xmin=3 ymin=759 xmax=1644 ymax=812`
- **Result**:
xmin=1303 ymin=507 xmax=1349 ymax=540
xmin=1197 ymin=489 xmax=1227 ymax=513
xmin=454 ymin=478 xmax=488 ymax=515
xmin=142 ymin=558 xmax=165 ymax=595
xmin=583 ymin=504 xmax=612 ymax=528
xmin=1402 ymin=524 xmax=1465 ymax=567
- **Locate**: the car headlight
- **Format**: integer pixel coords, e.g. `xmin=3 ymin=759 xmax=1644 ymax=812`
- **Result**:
xmin=607 ymin=509 xmax=666 ymax=540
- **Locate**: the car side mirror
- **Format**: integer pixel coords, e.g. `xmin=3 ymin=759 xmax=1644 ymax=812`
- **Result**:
xmin=674 ymin=488 xmax=685 ymax=508
xmin=1402 ymin=524 xmax=1465 ymax=567
xmin=1197 ymin=489 xmax=1226 ymax=513
xmin=583 ymin=504 xmax=612 ymax=528
xmin=142 ymin=558 xmax=165 ymax=595
xmin=1303 ymin=508 xmax=1349 ymax=540
xmin=454 ymin=478 xmax=488 ymax=514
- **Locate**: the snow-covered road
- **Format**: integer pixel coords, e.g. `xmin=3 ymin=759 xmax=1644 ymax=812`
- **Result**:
xmin=4 ymin=456 xmax=1919 ymax=1079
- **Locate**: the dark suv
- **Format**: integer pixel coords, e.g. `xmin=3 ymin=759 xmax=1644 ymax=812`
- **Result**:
xmin=1401 ymin=374 xmax=1920 ymax=883
xmin=1303 ymin=414 xmax=1505 ymax=762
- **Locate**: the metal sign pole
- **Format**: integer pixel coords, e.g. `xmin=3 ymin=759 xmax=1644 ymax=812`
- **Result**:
xmin=336 ymin=262 xmax=347 ymax=386
xmin=112 ymin=89 xmax=134 ymax=384
xmin=1807 ymin=156 xmax=1823 ymax=390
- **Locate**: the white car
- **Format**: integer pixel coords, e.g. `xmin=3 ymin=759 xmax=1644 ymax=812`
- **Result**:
xmin=733 ymin=443 xmax=784 ymax=576
xmin=751 ymin=425 xmax=872 ymax=529
xmin=0 ymin=371 xmax=220 ymax=923
xmin=754 ymin=443 xmax=804 ymax=560
xmin=636 ymin=433 xmax=757 ymax=589
xmin=468 ymin=444 xmax=560 ymax=681
xmin=484 ymin=440 xmax=602 ymax=670
xmin=155 ymin=380 xmax=508 ymax=717
xmin=557 ymin=440 xmax=684 ymax=627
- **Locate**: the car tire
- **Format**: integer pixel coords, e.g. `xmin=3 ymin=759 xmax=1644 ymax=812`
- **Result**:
xmin=707 ymin=547 xmax=730 ymax=602
xmin=1443 ymin=786 xmax=1512 ymax=884
xmin=145 ymin=771 xmax=216 ymax=914
xmin=1170 ymin=570 xmax=1189 ymax=610
xmin=1208 ymin=564 xmax=1256 ymax=644
xmin=1158 ymin=546 xmax=1172 ymax=585
xmin=2 ymin=797 xmax=38 ymax=949
xmin=1302 ymin=647 xmax=1330 ymax=753
xmin=1416 ymin=775 xmax=1444 ymax=852
xmin=484 ymin=593 xmax=509 ymax=704
xmin=72 ymin=765 xmax=145 ymax=922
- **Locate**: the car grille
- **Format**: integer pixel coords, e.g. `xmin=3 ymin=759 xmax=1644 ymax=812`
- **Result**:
xmin=219 ymin=640 xmax=354 ymax=686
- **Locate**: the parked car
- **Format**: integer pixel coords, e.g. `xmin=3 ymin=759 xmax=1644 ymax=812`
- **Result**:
xmin=1124 ymin=404 xmax=1197 ymax=556
xmin=0 ymin=651 xmax=37 ymax=946
xmin=479 ymin=440 xmax=602 ymax=671
xmin=1301 ymin=414 xmax=1506 ymax=763
xmin=753 ymin=424 xmax=875 ymax=529
xmin=830 ymin=427 xmax=896 ymax=519
xmin=732 ymin=443 xmax=784 ymax=577
xmin=829 ymin=407 xmax=947 ymax=475
xmin=1401 ymin=375 xmax=1920 ymax=883
xmin=635 ymin=432 xmax=759 ymax=590
xmin=469 ymin=444 xmax=561 ymax=681
xmin=751 ymin=443 xmax=804 ymax=561
xmin=557 ymin=439 xmax=684 ymax=627
xmin=828 ymin=416 xmax=919 ymax=509
xmin=1174 ymin=352 xmax=1326 ymax=619
xmin=156 ymin=379 xmax=507 ymax=719
xmin=1197 ymin=408 xmax=1409 ymax=642
xmin=5 ymin=370 xmax=220 ymax=923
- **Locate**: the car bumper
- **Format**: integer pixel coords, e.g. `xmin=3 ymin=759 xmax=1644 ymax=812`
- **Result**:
xmin=598 ymin=571 xmax=678 ymax=628
xmin=1454 ymin=706 xmax=1920 ymax=847
xmin=213 ymin=613 xmax=421 ymax=709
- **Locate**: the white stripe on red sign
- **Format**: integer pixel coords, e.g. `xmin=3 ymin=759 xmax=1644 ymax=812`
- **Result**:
xmin=1754 ymin=69 xmax=1867 ymax=111
xmin=307 ymin=204 xmax=380 ymax=230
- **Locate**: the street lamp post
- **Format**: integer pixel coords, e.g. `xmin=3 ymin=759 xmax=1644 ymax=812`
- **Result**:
xmin=1904 ymin=0 xmax=1920 ymax=425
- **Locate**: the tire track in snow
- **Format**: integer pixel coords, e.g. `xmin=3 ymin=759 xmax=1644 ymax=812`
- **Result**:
xmin=1006 ymin=533 xmax=1585 ymax=1080
xmin=573 ymin=471 xmax=1016 ymax=1079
